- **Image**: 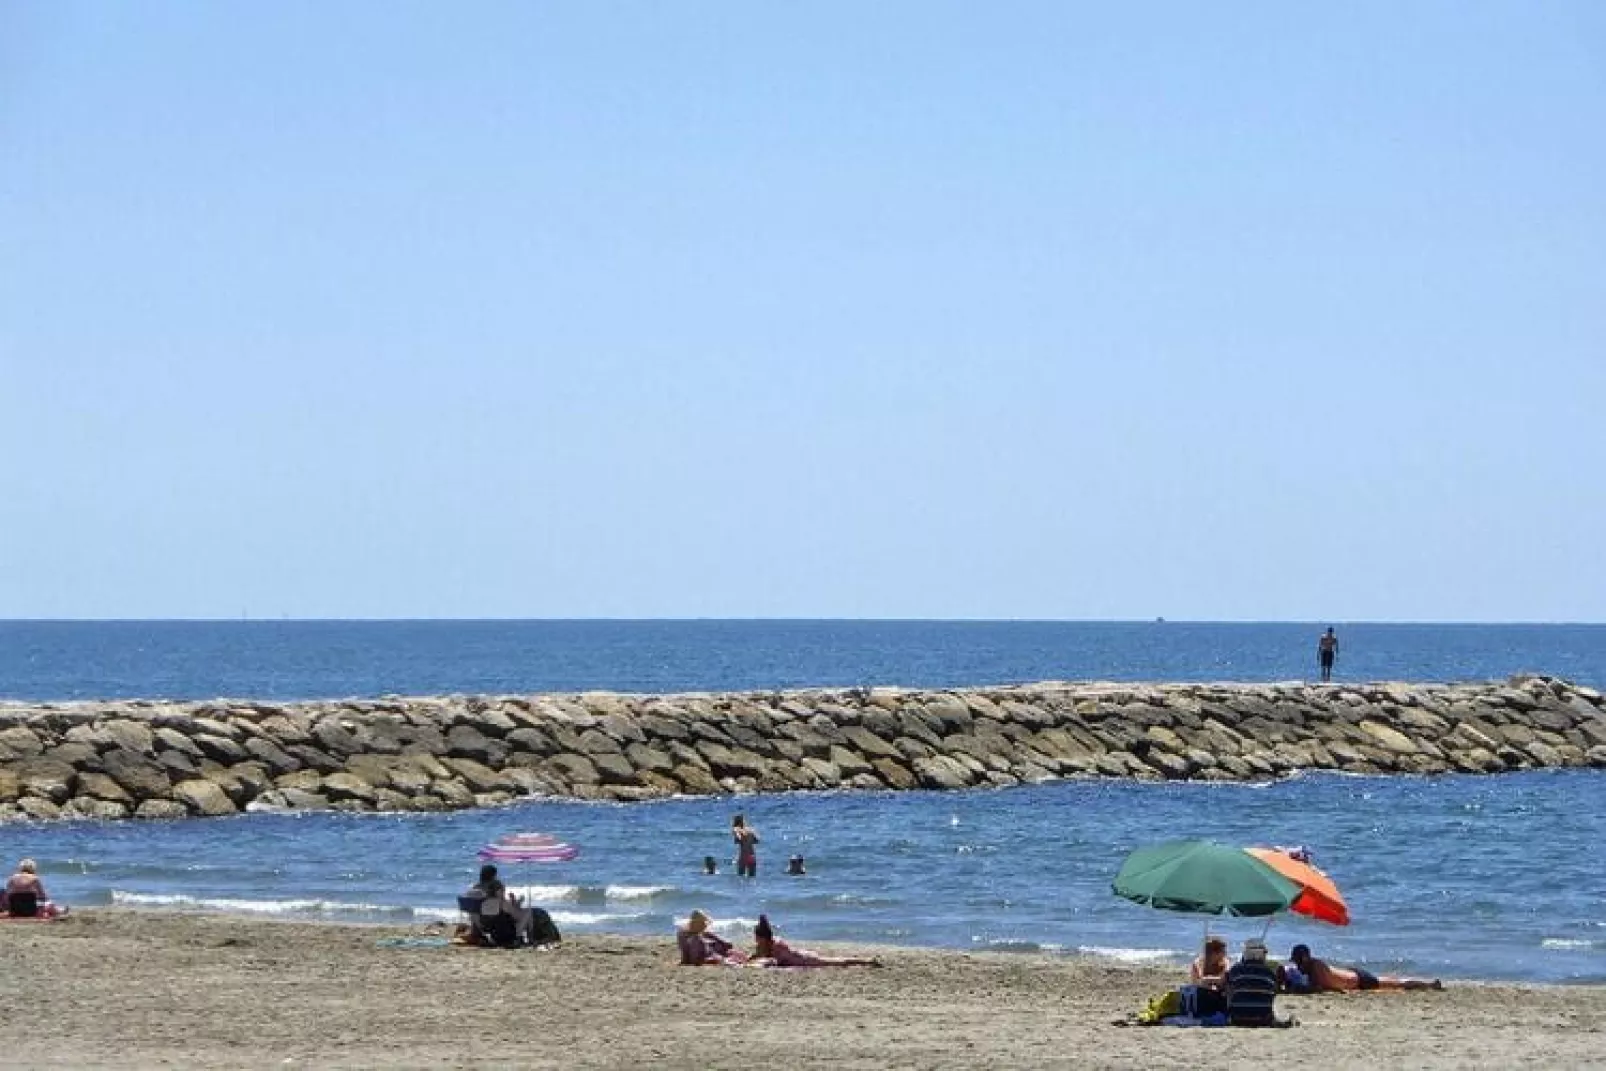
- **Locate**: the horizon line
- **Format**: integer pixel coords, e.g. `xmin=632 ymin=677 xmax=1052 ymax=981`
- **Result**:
xmin=2 ymin=616 xmax=1603 ymax=627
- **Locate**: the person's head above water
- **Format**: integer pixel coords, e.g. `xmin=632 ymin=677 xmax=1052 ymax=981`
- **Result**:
xmin=703 ymin=855 xmax=718 ymax=874
xmin=787 ymin=854 xmax=806 ymax=874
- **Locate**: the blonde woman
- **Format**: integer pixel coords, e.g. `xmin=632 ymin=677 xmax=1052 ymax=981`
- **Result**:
xmin=5 ymin=858 xmax=55 ymax=918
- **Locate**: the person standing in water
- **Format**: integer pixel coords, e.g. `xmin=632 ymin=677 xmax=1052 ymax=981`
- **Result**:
xmin=1317 ymin=627 xmax=1339 ymax=682
xmin=732 ymin=814 xmax=760 ymax=878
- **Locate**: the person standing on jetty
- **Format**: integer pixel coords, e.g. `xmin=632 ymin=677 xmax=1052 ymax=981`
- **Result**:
xmin=732 ymin=814 xmax=760 ymax=877
xmin=1317 ymin=627 xmax=1339 ymax=682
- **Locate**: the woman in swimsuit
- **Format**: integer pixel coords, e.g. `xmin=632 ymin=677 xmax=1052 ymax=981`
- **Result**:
xmin=1190 ymin=936 xmax=1230 ymax=988
xmin=3 ymin=858 xmax=64 ymax=918
xmin=677 ymin=909 xmax=748 ymax=965
xmin=750 ymin=914 xmax=882 ymax=968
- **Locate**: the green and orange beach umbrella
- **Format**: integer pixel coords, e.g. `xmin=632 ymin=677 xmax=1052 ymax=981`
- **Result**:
xmin=1113 ymin=839 xmax=1350 ymax=928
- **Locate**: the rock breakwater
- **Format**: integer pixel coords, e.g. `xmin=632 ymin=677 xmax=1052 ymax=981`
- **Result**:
xmin=2 ymin=676 xmax=1603 ymax=821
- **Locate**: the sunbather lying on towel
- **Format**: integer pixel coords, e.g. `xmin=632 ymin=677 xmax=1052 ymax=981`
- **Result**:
xmin=1289 ymin=944 xmax=1442 ymax=992
xmin=750 ymin=914 xmax=882 ymax=968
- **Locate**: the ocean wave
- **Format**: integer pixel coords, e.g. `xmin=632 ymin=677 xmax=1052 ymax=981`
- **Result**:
xmin=506 ymin=883 xmax=675 ymax=905
xmin=547 ymin=910 xmax=651 ymax=927
xmin=110 ymin=890 xmax=423 ymax=918
xmin=1542 ymin=938 xmax=1600 ymax=951
xmin=604 ymin=884 xmax=674 ymax=901
xmin=973 ymin=937 xmax=1044 ymax=953
xmin=1076 ymin=945 xmax=1184 ymax=964
xmin=670 ymin=913 xmax=760 ymax=935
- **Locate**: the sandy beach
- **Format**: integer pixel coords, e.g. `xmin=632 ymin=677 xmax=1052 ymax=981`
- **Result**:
xmin=0 ymin=911 xmax=1599 ymax=1069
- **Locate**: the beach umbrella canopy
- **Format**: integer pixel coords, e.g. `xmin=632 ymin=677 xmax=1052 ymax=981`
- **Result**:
xmin=1245 ymin=847 xmax=1349 ymax=926
xmin=1113 ymin=839 xmax=1301 ymax=917
xmin=477 ymin=832 xmax=579 ymax=864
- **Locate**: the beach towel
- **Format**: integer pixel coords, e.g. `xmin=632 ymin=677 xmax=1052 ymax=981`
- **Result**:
xmin=375 ymin=936 xmax=453 ymax=949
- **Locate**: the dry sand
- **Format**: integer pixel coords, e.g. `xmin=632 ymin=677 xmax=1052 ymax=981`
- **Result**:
xmin=1 ymin=910 xmax=1602 ymax=1069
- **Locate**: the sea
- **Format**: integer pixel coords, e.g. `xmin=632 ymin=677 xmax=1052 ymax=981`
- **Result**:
xmin=1 ymin=620 xmax=1603 ymax=984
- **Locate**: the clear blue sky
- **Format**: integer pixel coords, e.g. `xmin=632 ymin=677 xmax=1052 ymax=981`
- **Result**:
xmin=3 ymin=2 xmax=1602 ymax=621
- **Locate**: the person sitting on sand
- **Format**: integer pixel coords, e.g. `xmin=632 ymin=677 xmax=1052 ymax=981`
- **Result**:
xmin=467 ymin=864 xmax=547 ymax=948
xmin=750 ymin=914 xmax=882 ymax=968
xmin=1224 ymin=938 xmax=1287 ymax=1027
xmin=3 ymin=858 xmax=65 ymax=918
xmin=1190 ymin=936 xmax=1230 ymax=988
xmin=1289 ymin=943 xmax=1442 ymax=992
xmin=677 ymin=909 xmax=748 ymax=966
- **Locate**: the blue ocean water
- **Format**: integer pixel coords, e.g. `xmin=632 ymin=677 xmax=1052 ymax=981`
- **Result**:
xmin=1 ymin=621 xmax=1603 ymax=984
xmin=3 ymin=619 xmax=1603 ymax=700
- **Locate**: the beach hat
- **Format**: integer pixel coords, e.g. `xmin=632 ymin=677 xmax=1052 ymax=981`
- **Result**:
xmin=1243 ymin=938 xmax=1268 ymax=961
xmin=686 ymin=910 xmax=711 ymax=934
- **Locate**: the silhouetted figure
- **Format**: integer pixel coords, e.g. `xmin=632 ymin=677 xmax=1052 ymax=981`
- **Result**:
xmin=703 ymin=855 xmax=718 ymax=875
xmin=787 ymin=854 xmax=806 ymax=876
xmin=1318 ymin=627 xmax=1339 ymax=682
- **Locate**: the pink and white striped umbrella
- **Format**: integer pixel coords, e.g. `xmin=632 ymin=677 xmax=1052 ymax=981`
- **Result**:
xmin=476 ymin=832 xmax=579 ymax=864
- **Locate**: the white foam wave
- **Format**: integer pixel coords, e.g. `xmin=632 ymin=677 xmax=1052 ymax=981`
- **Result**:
xmin=604 ymin=885 xmax=673 ymax=901
xmin=516 ymin=885 xmax=581 ymax=902
xmin=1542 ymin=939 xmax=1599 ymax=950
xmin=548 ymin=910 xmax=648 ymax=927
xmin=111 ymin=891 xmax=412 ymax=917
xmin=672 ymin=913 xmax=759 ymax=935
xmin=1077 ymin=945 xmax=1183 ymax=964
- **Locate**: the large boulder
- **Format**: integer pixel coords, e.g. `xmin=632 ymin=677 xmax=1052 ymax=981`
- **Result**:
xmin=172 ymin=779 xmax=238 ymax=816
xmin=100 ymin=719 xmax=155 ymax=755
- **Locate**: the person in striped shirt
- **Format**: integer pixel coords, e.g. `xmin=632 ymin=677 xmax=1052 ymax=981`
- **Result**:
xmin=1224 ymin=938 xmax=1283 ymax=1027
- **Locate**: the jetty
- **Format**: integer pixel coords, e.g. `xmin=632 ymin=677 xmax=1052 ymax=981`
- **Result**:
xmin=1 ymin=676 xmax=1603 ymax=820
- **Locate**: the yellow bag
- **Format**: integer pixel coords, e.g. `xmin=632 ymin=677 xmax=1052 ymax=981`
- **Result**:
xmin=1136 ymin=989 xmax=1184 ymax=1025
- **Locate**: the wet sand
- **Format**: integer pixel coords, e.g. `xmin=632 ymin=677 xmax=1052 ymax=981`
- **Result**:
xmin=1 ymin=910 xmax=1602 ymax=1069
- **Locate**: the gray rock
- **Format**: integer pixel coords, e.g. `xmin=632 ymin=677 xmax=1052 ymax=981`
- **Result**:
xmin=18 ymin=759 xmax=77 ymax=804
xmin=172 ymin=779 xmax=237 ymax=816
xmin=322 ymin=772 xmax=380 ymax=803
xmin=65 ymin=797 xmax=129 ymax=820
xmin=18 ymin=795 xmax=62 ymax=819
xmin=243 ymin=736 xmax=301 ymax=776
xmin=0 ymin=727 xmax=46 ymax=761
xmin=912 ymin=754 xmax=974 ymax=790
xmin=591 ymin=752 xmax=641 ymax=786
xmin=134 ymin=799 xmax=189 ymax=820
xmin=547 ymin=753 xmax=601 ymax=785
xmin=101 ymin=719 xmax=155 ymax=754
xmin=193 ymin=733 xmax=249 ymax=765
xmin=76 ymin=772 xmax=134 ymax=804
xmin=153 ymin=727 xmax=204 ymax=757
xmin=442 ymin=758 xmax=511 ymax=794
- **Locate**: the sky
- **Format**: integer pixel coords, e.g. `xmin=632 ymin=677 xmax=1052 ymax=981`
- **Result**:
xmin=2 ymin=2 xmax=1603 ymax=621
